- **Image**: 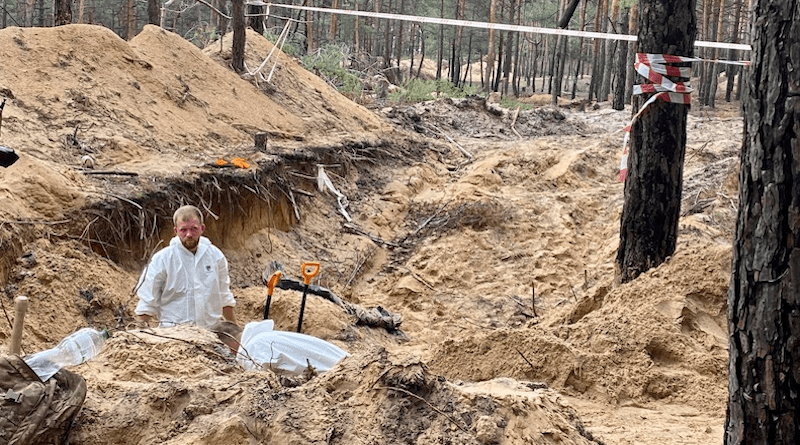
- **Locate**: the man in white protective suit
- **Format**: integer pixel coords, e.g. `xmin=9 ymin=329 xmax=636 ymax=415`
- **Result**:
xmin=135 ymin=205 xmax=237 ymax=328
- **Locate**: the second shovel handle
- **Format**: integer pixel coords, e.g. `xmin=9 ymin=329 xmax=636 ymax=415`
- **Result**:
xmin=301 ymin=262 xmax=320 ymax=285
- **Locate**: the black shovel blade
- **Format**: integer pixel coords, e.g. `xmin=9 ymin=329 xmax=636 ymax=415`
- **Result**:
xmin=0 ymin=146 xmax=19 ymax=168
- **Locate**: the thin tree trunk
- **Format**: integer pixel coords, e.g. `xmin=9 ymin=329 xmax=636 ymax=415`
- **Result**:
xmin=147 ymin=0 xmax=158 ymax=25
xmin=329 ymin=0 xmax=339 ymax=42
xmin=724 ymin=0 xmax=743 ymax=102
xmin=494 ymin=32 xmax=505 ymax=92
xmin=706 ymin=0 xmax=727 ymax=107
xmin=612 ymin=7 xmax=629 ymax=110
xmin=55 ymin=0 xmax=72 ymax=25
xmin=699 ymin=0 xmax=718 ymax=104
xmin=726 ymin=0 xmax=800 ymax=442
xmin=570 ymin=0 xmax=588 ymax=99
xmin=383 ymin=0 xmax=393 ymax=82
xmin=484 ymin=0 xmax=497 ymax=92
xmin=452 ymin=0 xmax=466 ymax=86
xmin=596 ymin=0 xmax=611 ymax=101
xmin=231 ymin=0 xmax=245 ymax=72
xmin=416 ymin=26 xmax=425 ymax=79
xmin=624 ymin=3 xmax=638 ymax=104
xmin=125 ymin=0 xmax=135 ymax=39
xmin=436 ymin=0 xmax=444 ymax=80
xmin=502 ymin=0 xmax=517 ymax=95
xmin=354 ymin=3 xmax=360 ymax=53
xmin=616 ymin=0 xmax=697 ymax=283
xmin=587 ymin=0 xmax=605 ymax=100
xmin=600 ymin=0 xmax=619 ymax=101
xmin=462 ymin=29 xmax=473 ymax=86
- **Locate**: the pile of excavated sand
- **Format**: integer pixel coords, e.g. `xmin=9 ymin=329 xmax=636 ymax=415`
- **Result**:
xmin=0 ymin=18 xmax=747 ymax=444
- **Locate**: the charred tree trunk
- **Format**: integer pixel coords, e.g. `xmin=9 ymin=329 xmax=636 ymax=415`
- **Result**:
xmin=587 ymin=0 xmax=605 ymax=101
xmin=248 ymin=3 xmax=264 ymax=34
xmin=612 ymin=7 xmax=629 ymax=110
xmin=624 ymin=4 xmax=638 ymax=104
xmin=147 ymin=0 xmax=158 ymax=25
xmin=231 ymin=0 xmax=245 ymax=73
xmin=484 ymin=0 xmax=497 ymax=92
xmin=54 ymin=0 xmax=72 ymax=25
xmin=436 ymin=0 xmax=444 ymax=80
xmin=726 ymin=0 xmax=800 ymax=443
xmin=616 ymin=0 xmax=696 ymax=283
xmin=725 ymin=0 xmax=744 ymax=102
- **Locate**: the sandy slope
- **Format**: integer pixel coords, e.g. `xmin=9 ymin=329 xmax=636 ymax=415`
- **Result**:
xmin=0 ymin=24 xmax=743 ymax=445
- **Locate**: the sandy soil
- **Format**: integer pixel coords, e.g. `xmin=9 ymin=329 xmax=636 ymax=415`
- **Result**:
xmin=0 ymin=24 xmax=742 ymax=445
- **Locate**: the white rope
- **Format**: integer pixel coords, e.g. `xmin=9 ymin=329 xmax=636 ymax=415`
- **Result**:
xmin=267 ymin=3 xmax=752 ymax=52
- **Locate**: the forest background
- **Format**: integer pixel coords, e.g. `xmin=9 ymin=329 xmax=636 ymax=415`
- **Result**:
xmin=0 ymin=0 xmax=751 ymax=109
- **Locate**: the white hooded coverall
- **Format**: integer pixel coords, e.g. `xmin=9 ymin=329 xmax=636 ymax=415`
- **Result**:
xmin=135 ymin=236 xmax=235 ymax=329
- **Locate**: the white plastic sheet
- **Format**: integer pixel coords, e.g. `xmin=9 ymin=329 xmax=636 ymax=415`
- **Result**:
xmin=236 ymin=320 xmax=349 ymax=375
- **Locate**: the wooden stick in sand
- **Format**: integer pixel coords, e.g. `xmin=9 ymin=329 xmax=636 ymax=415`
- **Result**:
xmin=9 ymin=296 xmax=28 ymax=355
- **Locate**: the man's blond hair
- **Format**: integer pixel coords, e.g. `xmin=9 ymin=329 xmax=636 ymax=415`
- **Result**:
xmin=173 ymin=205 xmax=204 ymax=225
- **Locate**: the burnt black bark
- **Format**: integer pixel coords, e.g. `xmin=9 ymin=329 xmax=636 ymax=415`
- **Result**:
xmin=231 ymin=0 xmax=245 ymax=73
xmin=54 ymin=0 xmax=71 ymax=25
xmin=615 ymin=0 xmax=696 ymax=283
xmin=725 ymin=0 xmax=800 ymax=443
xmin=147 ymin=0 xmax=159 ymax=25
xmin=612 ymin=7 xmax=629 ymax=110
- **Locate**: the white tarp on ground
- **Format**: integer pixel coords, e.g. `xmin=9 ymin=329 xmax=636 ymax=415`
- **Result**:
xmin=236 ymin=320 xmax=349 ymax=375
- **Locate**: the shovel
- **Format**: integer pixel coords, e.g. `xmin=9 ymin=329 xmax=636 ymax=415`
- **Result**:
xmin=263 ymin=271 xmax=282 ymax=320
xmin=296 ymin=262 xmax=320 ymax=333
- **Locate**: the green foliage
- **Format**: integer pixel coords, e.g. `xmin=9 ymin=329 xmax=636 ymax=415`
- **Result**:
xmin=185 ymin=24 xmax=219 ymax=48
xmin=498 ymin=96 xmax=533 ymax=111
xmin=263 ymin=30 xmax=303 ymax=58
xmin=388 ymin=78 xmax=479 ymax=104
xmin=301 ymin=44 xmax=362 ymax=94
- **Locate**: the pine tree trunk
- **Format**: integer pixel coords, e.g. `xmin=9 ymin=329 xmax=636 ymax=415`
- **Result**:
xmin=570 ymin=0 xmax=588 ymax=99
xmin=452 ymin=0 xmax=466 ymax=86
xmin=706 ymin=0 xmax=727 ymax=107
xmin=724 ymin=0 xmax=743 ymax=102
xmin=125 ymin=0 xmax=135 ymax=39
xmin=231 ymin=0 xmax=245 ymax=72
xmin=612 ymin=7 xmax=629 ymax=110
xmin=436 ymin=0 xmax=444 ymax=80
xmin=624 ymin=4 xmax=638 ymax=104
xmin=616 ymin=0 xmax=696 ymax=283
xmin=502 ymin=0 xmax=517 ymax=95
xmin=587 ymin=0 xmax=605 ymax=101
xmin=147 ymin=0 xmax=158 ymax=25
xmin=484 ymin=0 xmax=497 ymax=92
xmin=600 ymin=0 xmax=619 ymax=101
xmin=726 ymin=0 xmax=800 ymax=442
xmin=329 ymin=0 xmax=339 ymax=42
xmin=55 ymin=0 xmax=72 ymax=25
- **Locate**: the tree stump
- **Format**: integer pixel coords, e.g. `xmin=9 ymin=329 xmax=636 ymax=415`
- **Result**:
xmin=254 ymin=132 xmax=268 ymax=152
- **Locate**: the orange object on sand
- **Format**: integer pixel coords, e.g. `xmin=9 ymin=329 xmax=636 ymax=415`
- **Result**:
xmin=231 ymin=157 xmax=250 ymax=169
xmin=215 ymin=159 xmax=227 ymax=166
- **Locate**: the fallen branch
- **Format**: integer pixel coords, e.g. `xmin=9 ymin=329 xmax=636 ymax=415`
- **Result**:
xmin=273 ymin=274 xmax=404 ymax=335
xmin=511 ymin=106 xmax=522 ymax=139
xmin=343 ymin=222 xmax=401 ymax=248
xmin=78 ymin=170 xmax=140 ymax=176
xmin=428 ymin=124 xmax=473 ymax=159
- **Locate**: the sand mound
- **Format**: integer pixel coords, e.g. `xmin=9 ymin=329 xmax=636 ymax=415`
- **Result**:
xmin=0 ymin=22 xmax=745 ymax=445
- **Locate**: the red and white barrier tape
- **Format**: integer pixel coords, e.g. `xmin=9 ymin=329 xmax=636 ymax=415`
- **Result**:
xmin=618 ymin=53 xmax=748 ymax=182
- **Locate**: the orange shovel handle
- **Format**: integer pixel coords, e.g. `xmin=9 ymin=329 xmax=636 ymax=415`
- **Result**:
xmin=267 ymin=271 xmax=282 ymax=296
xmin=301 ymin=262 xmax=320 ymax=285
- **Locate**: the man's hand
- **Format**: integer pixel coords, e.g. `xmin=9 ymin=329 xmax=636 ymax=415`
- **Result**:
xmin=222 ymin=306 xmax=237 ymax=325
xmin=135 ymin=314 xmax=153 ymax=329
